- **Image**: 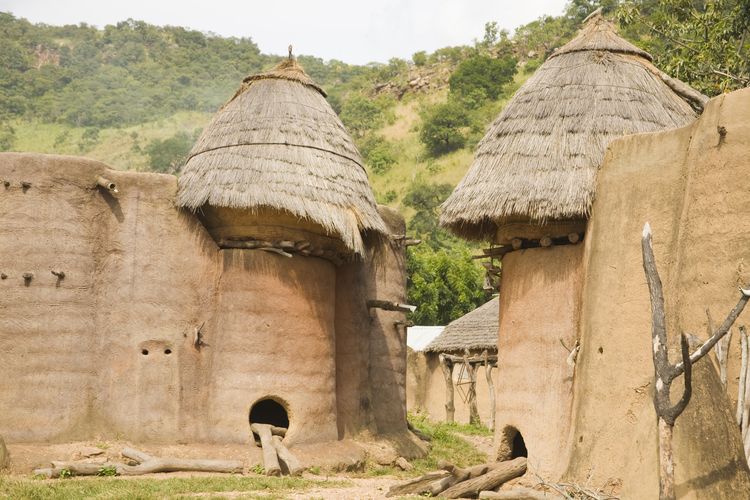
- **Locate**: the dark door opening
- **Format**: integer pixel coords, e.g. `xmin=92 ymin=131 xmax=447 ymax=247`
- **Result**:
xmin=512 ymin=430 xmax=528 ymax=458
xmin=249 ymin=398 xmax=289 ymax=429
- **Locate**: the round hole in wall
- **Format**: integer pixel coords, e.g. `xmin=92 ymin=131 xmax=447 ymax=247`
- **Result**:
xmin=141 ymin=349 xmax=149 ymax=355
xmin=164 ymin=348 xmax=172 ymax=355
xmin=497 ymin=425 xmax=528 ymax=461
xmin=249 ymin=397 xmax=289 ymax=429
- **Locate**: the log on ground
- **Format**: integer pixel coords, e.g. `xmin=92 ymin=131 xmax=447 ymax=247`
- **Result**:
xmin=32 ymin=448 xmax=243 ymax=478
xmin=441 ymin=457 xmax=527 ymax=499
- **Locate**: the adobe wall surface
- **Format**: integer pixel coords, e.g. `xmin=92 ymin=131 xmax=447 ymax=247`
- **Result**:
xmin=209 ymin=249 xmax=338 ymax=445
xmin=0 ymin=153 xmax=411 ymax=449
xmin=566 ymin=88 xmax=750 ymax=497
xmin=494 ymin=244 xmax=584 ymax=479
xmin=0 ymin=153 xmax=218 ymax=443
xmin=406 ymin=350 xmax=498 ymax=427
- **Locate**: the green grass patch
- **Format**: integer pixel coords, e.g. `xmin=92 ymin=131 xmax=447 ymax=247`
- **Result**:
xmin=407 ymin=413 xmax=490 ymax=474
xmin=0 ymin=474 xmax=348 ymax=500
xmin=360 ymin=413 xmax=490 ymax=478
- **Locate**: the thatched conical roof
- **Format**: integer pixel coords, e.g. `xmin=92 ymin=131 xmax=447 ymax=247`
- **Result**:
xmin=440 ymin=12 xmax=707 ymax=241
xmin=424 ymin=298 xmax=499 ymax=353
xmin=177 ymin=58 xmax=387 ymax=254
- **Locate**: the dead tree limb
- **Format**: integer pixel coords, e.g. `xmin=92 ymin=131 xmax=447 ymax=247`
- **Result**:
xmin=33 ymin=448 xmax=243 ymax=478
xmin=642 ymin=223 xmax=691 ymax=500
xmin=642 ymin=223 xmax=749 ymax=500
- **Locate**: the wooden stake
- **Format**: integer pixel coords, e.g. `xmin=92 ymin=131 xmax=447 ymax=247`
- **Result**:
xmin=465 ymin=349 xmax=480 ymax=426
xmin=738 ymin=328 xmax=748 ymax=427
xmin=271 ymin=436 xmax=303 ymax=476
xmin=483 ymin=350 xmax=496 ymax=432
xmin=439 ymin=354 xmax=455 ymax=423
xmin=250 ymin=423 xmax=281 ymax=476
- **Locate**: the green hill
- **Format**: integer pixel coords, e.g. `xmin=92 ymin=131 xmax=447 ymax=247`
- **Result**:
xmin=1 ymin=1 xmax=747 ymax=324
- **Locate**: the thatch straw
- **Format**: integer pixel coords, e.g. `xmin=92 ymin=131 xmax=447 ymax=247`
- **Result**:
xmin=440 ymin=12 xmax=705 ymax=241
xmin=424 ymin=298 xmax=499 ymax=353
xmin=177 ymin=59 xmax=386 ymax=254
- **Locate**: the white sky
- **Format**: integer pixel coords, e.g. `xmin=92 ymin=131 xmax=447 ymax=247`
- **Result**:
xmin=0 ymin=0 xmax=568 ymax=64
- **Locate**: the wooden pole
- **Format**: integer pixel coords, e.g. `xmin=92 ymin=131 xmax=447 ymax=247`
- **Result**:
xmin=439 ymin=354 xmax=455 ymax=423
xmin=464 ymin=349 xmax=480 ymax=426
xmin=738 ymin=328 xmax=748 ymax=427
xmin=483 ymin=350 xmax=496 ymax=432
xmin=250 ymin=423 xmax=281 ymax=476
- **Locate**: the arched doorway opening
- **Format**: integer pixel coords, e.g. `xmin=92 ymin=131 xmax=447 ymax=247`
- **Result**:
xmin=249 ymin=397 xmax=289 ymax=429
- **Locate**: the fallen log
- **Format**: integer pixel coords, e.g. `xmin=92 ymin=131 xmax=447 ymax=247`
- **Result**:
xmin=441 ymin=457 xmax=527 ymax=499
xmin=250 ymin=423 xmax=281 ymax=476
xmin=479 ymin=487 xmax=559 ymax=499
xmin=386 ymin=461 xmax=498 ymax=498
xmin=272 ymin=435 xmax=303 ymax=476
xmin=33 ymin=447 xmax=243 ymax=478
xmin=385 ymin=470 xmax=451 ymax=497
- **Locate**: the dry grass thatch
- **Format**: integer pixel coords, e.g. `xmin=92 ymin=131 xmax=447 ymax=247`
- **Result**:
xmin=177 ymin=58 xmax=387 ymax=254
xmin=440 ymin=12 xmax=706 ymax=241
xmin=424 ymin=298 xmax=499 ymax=353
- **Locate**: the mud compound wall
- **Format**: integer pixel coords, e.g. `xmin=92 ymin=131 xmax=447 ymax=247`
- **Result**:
xmin=566 ymin=88 xmax=750 ymax=498
xmin=406 ymin=350 xmax=498 ymax=426
xmin=494 ymin=244 xmax=583 ymax=479
xmin=0 ymin=154 xmax=101 ymax=442
xmin=0 ymin=153 xmax=219 ymax=443
xmin=0 ymin=153 xmax=411 ymax=448
xmin=209 ymin=249 xmax=338 ymax=445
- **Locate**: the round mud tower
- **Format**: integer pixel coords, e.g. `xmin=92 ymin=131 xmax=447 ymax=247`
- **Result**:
xmin=209 ymin=249 xmax=338 ymax=444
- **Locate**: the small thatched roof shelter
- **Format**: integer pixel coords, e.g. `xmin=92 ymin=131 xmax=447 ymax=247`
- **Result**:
xmin=440 ymin=11 xmax=707 ymax=241
xmin=177 ymin=58 xmax=387 ymax=254
xmin=424 ymin=298 xmax=499 ymax=353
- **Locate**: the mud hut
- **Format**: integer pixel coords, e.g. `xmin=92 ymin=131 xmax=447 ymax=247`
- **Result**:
xmin=0 ymin=57 xmax=420 ymax=460
xmin=407 ymin=298 xmax=499 ymax=429
xmin=440 ymin=11 xmax=704 ymax=479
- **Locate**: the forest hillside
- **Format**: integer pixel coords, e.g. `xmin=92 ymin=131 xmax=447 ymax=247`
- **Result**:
xmin=1 ymin=0 xmax=747 ymax=324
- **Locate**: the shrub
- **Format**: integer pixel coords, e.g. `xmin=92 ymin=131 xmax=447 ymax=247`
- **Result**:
xmin=412 ymin=51 xmax=427 ymax=66
xmin=145 ymin=131 xmax=194 ymax=173
xmin=419 ymin=102 xmax=470 ymax=156
xmin=449 ymin=54 xmax=517 ymax=102
xmin=359 ymin=135 xmax=396 ymax=175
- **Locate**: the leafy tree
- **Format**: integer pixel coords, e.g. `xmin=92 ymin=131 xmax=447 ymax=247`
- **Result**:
xmin=77 ymin=127 xmax=100 ymax=152
xmin=419 ymin=102 xmax=471 ymax=156
xmin=402 ymin=180 xmax=455 ymax=247
xmin=340 ymin=95 xmax=386 ymax=137
xmin=359 ymin=134 xmax=397 ymax=174
xmin=617 ymin=0 xmax=750 ymax=94
xmin=407 ymin=243 xmax=488 ymax=325
xmin=0 ymin=124 xmax=16 ymax=151
xmin=145 ymin=131 xmax=194 ymax=173
xmin=412 ymin=51 xmax=427 ymax=66
xmin=448 ymin=54 xmax=517 ymax=103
